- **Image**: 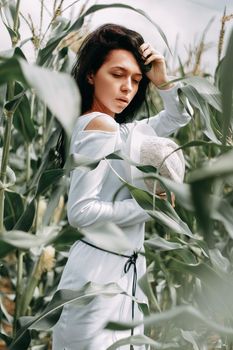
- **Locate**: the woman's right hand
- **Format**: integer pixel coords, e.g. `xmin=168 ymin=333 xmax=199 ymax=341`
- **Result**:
xmin=139 ymin=43 xmax=174 ymax=90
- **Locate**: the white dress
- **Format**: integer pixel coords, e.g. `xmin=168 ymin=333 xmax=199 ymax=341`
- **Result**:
xmin=52 ymin=84 xmax=191 ymax=350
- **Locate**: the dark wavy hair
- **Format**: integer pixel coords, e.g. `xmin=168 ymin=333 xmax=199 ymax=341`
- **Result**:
xmin=71 ymin=23 xmax=150 ymax=123
xmin=55 ymin=23 xmax=151 ymax=167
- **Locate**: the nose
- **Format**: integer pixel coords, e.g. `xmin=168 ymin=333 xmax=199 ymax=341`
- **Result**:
xmin=121 ymin=77 xmax=133 ymax=93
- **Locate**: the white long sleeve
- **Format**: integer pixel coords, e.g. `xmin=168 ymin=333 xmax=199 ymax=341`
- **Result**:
xmin=67 ymin=124 xmax=150 ymax=229
xmin=137 ymin=82 xmax=191 ymax=137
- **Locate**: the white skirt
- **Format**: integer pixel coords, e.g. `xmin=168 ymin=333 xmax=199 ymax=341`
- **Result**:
xmin=52 ymin=240 xmax=148 ymax=350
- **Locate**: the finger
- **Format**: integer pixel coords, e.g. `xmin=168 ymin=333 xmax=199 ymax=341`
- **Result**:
xmin=144 ymin=53 xmax=164 ymax=65
xmin=140 ymin=42 xmax=151 ymax=52
xmin=141 ymin=47 xmax=164 ymax=65
xmin=171 ymin=193 xmax=176 ymax=208
xmin=142 ymin=46 xmax=163 ymax=59
xmin=141 ymin=47 xmax=156 ymax=58
xmin=158 ymin=192 xmax=167 ymax=200
xmin=141 ymin=43 xmax=161 ymax=54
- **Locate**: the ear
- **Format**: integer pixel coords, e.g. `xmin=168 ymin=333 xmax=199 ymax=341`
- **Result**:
xmin=87 ymin=73 xmax=94 ymax=85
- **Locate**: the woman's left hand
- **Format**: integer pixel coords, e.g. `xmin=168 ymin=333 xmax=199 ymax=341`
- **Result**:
xmin=158 ymin=192 xmax=176 ymax=208
xmin=140 ymin=43 xmax=174 ymax=90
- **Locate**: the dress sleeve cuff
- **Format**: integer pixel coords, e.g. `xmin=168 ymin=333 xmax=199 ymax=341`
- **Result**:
xmin=156 ymin=80 xmax=191 ymax=123
xmin=157 ymin=80 xmax=181 ymax=99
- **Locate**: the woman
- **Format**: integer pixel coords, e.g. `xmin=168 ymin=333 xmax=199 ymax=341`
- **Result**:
xmin=52 ymin=23 xmax=191 ymax=350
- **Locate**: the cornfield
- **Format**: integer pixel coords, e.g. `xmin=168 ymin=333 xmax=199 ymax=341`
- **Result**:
xmin=0 ymin=1 xmax=233 ymax=349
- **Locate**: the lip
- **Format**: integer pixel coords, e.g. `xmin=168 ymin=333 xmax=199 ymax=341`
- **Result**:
xmin=116 ymin=97 xmax=129 ymax=104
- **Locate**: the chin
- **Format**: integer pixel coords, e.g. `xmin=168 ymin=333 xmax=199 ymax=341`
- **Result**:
xmin=116 ymin=106 xmax=126 ymax=112
xmin=109 ymin=105 xmax=126 ymax=115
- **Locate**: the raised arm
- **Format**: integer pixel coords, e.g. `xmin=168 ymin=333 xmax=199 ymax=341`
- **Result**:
xmin=67 ymin=115 xmax=150 ymax=229
xmin=136 ymin=43 xmax=191 ymax=136
xmin=138 ymin=82 xmax=191 ymax=137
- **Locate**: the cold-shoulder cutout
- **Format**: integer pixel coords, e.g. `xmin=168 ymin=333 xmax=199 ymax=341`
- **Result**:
xmin=67 ymin=111 xmax=150 ymax=234
xmin=84 ymin=114 xmax=118 ymax=132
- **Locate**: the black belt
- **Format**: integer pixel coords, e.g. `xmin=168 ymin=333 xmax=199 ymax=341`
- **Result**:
xmin=80 ymin=239 xmax=139 ymax=350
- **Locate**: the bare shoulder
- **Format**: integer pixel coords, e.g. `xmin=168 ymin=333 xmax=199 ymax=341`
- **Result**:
xmin=84 ymin=114 xmax=117 ymax=132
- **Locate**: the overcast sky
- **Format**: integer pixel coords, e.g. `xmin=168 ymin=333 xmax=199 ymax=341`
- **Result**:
xmin=1 ymin=0 xmax=233 ymax=75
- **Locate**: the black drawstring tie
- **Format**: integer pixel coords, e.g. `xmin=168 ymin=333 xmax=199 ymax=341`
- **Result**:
xmin=79 ymin=239 xmax=139 ymax=350
xmin=124 ymin=251 xmax=138 ymax=350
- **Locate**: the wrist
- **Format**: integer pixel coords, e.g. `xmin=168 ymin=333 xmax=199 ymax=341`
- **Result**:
xmin=152 ymin=76 xmax=175 ymax=90
xmin=157 ymin=82 xmax=175 ymax=90
xmin=156 ymin=79 xmax=175 ymax=90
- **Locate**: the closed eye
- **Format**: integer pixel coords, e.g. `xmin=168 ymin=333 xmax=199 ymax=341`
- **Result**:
xmin=111 ymin=72 xmax=141 ymax=84
xmin=112 ymin=73 xmax=122 ymax=77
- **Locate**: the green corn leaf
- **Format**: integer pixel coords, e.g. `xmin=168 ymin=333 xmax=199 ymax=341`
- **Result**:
xmin=10 ymin=282 xmax=125 ymax=350
xmin=220 ymin=28 xmax=233 ymax=144
xmin=107 ymin=334 xmax=179 ymax=350
xmin=38 ymin=3 xmax=170 ymax=65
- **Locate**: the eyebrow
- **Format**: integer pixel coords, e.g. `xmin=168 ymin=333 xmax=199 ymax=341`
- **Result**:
xmin=111 ymin=66 xmax=142 ymax=77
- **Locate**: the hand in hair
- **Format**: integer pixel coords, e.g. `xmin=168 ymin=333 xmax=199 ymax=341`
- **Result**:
xmin=140 ymin=43 xmax=175 ymax=90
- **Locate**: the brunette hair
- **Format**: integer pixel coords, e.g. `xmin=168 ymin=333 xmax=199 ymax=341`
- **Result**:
xmin=55 ymin=24 xmax=151 ymax=167
xmin=71 ymin=23 xmax=150 ymax=123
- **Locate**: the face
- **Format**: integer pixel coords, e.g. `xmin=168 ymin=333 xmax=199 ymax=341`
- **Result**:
xmin=88 ymin=49 xmax=142 ymax=117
